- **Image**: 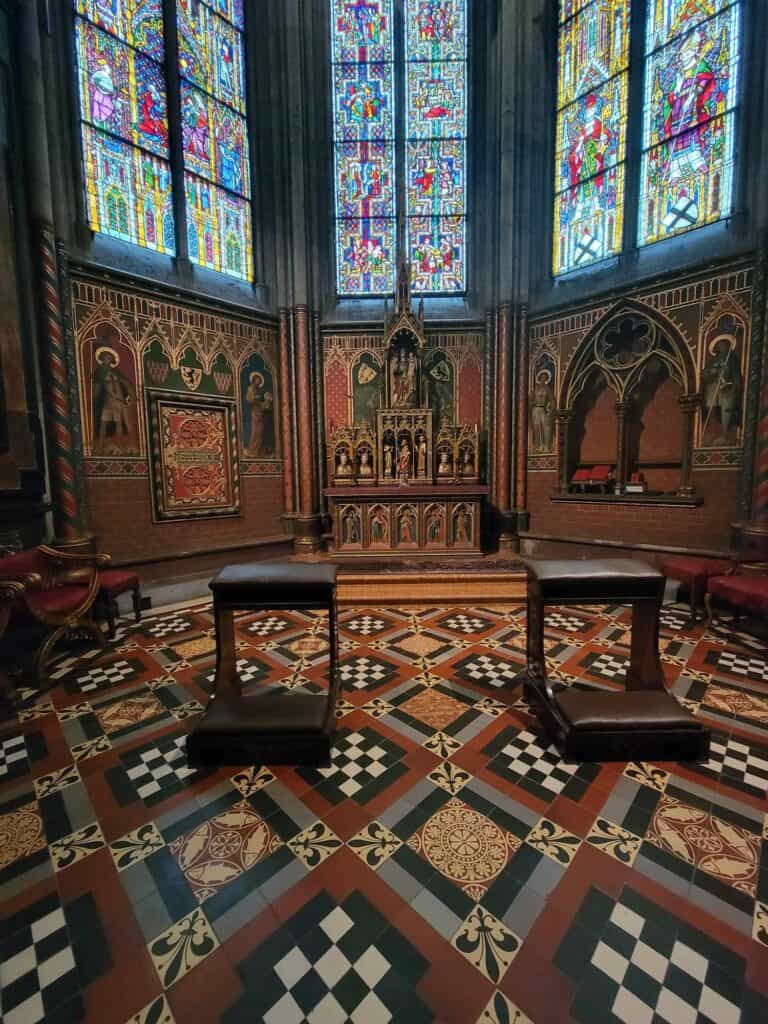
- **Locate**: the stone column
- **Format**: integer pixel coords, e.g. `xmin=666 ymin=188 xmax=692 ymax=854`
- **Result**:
xmin=278 ymin=308 xmax=295 ymax=525
xmin=495 ymin=302 xmax=514 ymax=550
xmin=514 ymin=304 xmax=530 ymax=531
xmin=555 ymin=410 xmax=573 ymax=495
xmin=615 ymin=401 xmax=630 ymax=493
xmin=677 ymin=395 xmax=699 ymax=498
xmin=292 ymin=304 xmax=321 ymax=551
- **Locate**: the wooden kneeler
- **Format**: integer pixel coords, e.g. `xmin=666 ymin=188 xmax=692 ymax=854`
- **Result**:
xmin=522 ymin=559 xmax=710 ymax=762
xmin=187 ymin=563 xmax=340 ymax=768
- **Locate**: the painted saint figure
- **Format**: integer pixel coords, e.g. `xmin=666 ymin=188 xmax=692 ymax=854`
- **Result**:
xmin=244 ymin=372 xmax=274 ymax=457
xmin=399 ymin=508 xmax=416 ymax=544
xmin=90 ymin=58 xmax=115 ymax=125
xmin=92 ymin=345 xmax=134 ymax=453
xmin=398 ymin=438 xmax=412 ymax=481
xmin=454 ymin=507 xmax=471 ymax=544
xmin=343 ymin=508 xmax=361 ymax=544
xmin=702 ymin=337 xmax=742 ymax=445
xmin=371 ymin=507 xmax=388 ymax=545
xmin=530 ymin=369 xmax=555 ymax=452
xmin=426 ymin=508 xmax=443 ymax=544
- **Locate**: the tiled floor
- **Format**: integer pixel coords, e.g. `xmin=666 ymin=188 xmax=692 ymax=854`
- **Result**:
xmin=2 ymin=600 xmax=767 ymax=1023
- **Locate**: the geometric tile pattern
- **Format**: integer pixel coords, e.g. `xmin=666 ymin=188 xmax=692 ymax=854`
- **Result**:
xmin=2 ymin=598 xmax=767 ymax=1024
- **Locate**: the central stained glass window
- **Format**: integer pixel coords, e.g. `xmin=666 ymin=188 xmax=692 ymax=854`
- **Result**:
xmin=553 ymin=0 xmax=630 ymax=277
xmin=332 ymin=0 xmax=468 ymax=297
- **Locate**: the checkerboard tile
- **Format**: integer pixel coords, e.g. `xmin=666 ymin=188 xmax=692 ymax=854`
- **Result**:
xmin=452 ymin=652 xmax=523 ymax=688
xmin=0 ymin=734 xmax=27 ymax=780
xmin=298 ymin=727 xmax=408 ymax=805
xmin=243 ymin=616 xmax=293 ymax=637
xmin=342 ymin=614 xmax=393 ymax=637
xmin=145 ymin=615 xmax=195 ymax=639
xmin=70 ymin=657 xmax=143 ymax=694
xmin=580 ymin=651 xmax=628 ymax=682
xmin=706 ymin=649 xmax=768 ymax=683
xmin=544 ymin=612 xmax=589 ymax=633
xmin=228 ymin=890 xmax=431 ymax=1022
xmin=338 ymin=655 xmax=400 ymax=691
xmin=108 ymin=733 xmax=210 ymax=806
xmin=694 ymin=731 xmax=768 ymax=797
xmin=483 ymin=727 xmax=599 ymax=803
xmin=436 ymin=613 xmax=496 ymax=635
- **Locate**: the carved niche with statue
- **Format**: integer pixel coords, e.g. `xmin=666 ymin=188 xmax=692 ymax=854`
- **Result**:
xmin=325 ymin=264 xmax=485 ymax=553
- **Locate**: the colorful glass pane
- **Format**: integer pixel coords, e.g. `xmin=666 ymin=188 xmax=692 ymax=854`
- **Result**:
xmin=408 ymin=215 xmax=464 ymax=293
xmin=553 ymin=164 xmax=624 ymax=273
xmin=202 ymin=0 xmax=244 ymax=30
xmin=334 ymin=141 xmax=394 ymax=219
xmin=75 ymin=0 xmax=164 ymax=60
xmin=646 ymin=0 xmax=733 ymax=51
xmin=177 ymin=0 xmax=246 ymax=114
xmin=555 ymin=74 xmax=627 ymax=193
xmin=76 ymin=17 xmax=168 ymax=157
xmin=331 ymin=0 xmax=393 ymax=63
xmin=184 ymin=173 xmax=252 ymax=280
xmin=559 ymin=0 xmax=595 ymax=21
xmin=407 ymin=140 xmax=464 ymax=217
xmin=406 ymin=61 xmax=466 ymax=139
xmin=405 ymin=0 xmax=467 ymax=62
xmin=82 ymin=124 xmax=175 ymax=252
xmin=557 ymin=0 xmax=629 ymax=110
xmin=333 ymin=63 xmax=395 ymax=142
xmin=639 ymin=2 xmax=740 ymax=246
xmin=181 ymin=83 xmax=250 ymax=197
xmin=337 ymin=218 xmax=396 ymax=295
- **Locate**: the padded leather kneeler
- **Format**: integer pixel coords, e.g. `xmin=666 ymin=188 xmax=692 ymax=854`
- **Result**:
xmin=523 ymin=558 xmax=710 ymax=762
xmin=187 ymin=562 xmax=340 ymax=767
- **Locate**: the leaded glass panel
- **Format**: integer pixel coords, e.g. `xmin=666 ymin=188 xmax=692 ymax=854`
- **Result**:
xmin=177 ymin=0 xmax=246 ymax=114
xmin=75 ymin=0 xmax=165 ymax=60
xmin=184 ymin=173 xmax=252 ymax=280
xmin=639 ymin=1 xmax=740 ymax=245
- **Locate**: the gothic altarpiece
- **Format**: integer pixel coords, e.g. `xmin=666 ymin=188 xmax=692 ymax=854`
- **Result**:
xmin=325 ymin=267 xmax=485 ymax=553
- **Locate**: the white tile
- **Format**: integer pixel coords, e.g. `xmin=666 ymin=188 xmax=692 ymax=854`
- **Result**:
xmin=37 ymin=946 xmax=76 ymax=987
xmin=354 ymin=945 xmax=390 ymax=987
xmin=5 ymin=991 xmax=45 ymax=1024
xmin=367 ymin=746 xmax=386 ymax=759
xmin=263 ymin=992 xmax=304 ymax=1024
xmin=609 ymin=903 xmax=645 ymax=939
xmin=612 ymin=985 xmax=654 ymax=1024
xmin=30 ymin=908 xmax=66 ymax=943
xmin=366 ymin=761 xmax=387 ymax=779
xmin=307 ymin=992 xmax=346 ymax=1024
xmin=314 ymin=946 xmax=352 ymax=988
xmin=320 ymin=906 xmax=354 ymax=942
xmin=349 ymin=990 xmax=392 ymax=1023
xmin=670 ymin=940 xmax=708 ymax=983
xmin=274 ymin=946 xmax=311 ymax=988
xmin=698 ymin=985 xmax=740 ymax=1024
xmin=631 ymin=940 xmax=668 ymax=982
xmin=592 ymin=941 xmax=629 ymax=985
xmin=1 ymin=945 xmax=37 ymax=985
xmin=656 ymin=987 xmax=697 ymax=1024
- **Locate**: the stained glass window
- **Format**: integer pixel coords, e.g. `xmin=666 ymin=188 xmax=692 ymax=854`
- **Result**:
xmin=74 ymin=0 xmax=174 ymax=253
xmin=176 ymin=0 xmax=252 ymax=280
xmin=406 ymin=1 xmax=467 ymax=293
xmin=639 ymin=0 xmax=741 ymax=246
xmin=553 ymin=0 xmax=630 ymax=276
xmin=331 ymin=0 xmax=396 ymax=296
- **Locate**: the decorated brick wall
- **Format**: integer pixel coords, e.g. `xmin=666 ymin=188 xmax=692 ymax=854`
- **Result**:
xmin=71 ymin=276 xmax=283 ymax=564
xmin=527 ymin=264 xmax=754 ymax=553
xmin=323 ymin=330 xmax=485 ymax=437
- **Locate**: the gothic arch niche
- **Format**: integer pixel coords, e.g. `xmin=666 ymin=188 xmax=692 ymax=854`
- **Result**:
xmin=559 ymin=303 xmax=697 ymax=498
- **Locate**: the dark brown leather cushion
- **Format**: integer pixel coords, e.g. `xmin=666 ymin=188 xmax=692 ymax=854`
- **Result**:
xmin=210 ymin=562 xmax=337 ymax=604
xmin=194 ymin=694 xmax=329 ymax=734
xmin=555 ymin=690 xmax=700 ymax=732
xmin=524 ymin=558 xmax=662 ymax=584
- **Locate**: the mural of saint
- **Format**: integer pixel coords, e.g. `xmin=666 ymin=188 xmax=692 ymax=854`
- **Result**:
xmin=370 ymin=506 xmax=389 ymax=545
xmin=426 ymin=507 xmax=444 ymax=544
xmin=701 ymin=336 xmax=742 ymax=446
xmin=427 ymin=353 xmax=453 ymax=425
xmin=352 ymin=354 xmax=381 ymax=426
xmin=454 ymin=505 xmax=471 ymax=544
xmin=530 ymin=368 xmax=556 ymax=453
xmin=92 ymin=338 xmax=138 ymax=455
xmin=240 ymin=354 xmax=276 ymax=458
xmin=342 ymin=507 xmax=361 ymax=545
xmin=398 ymin=507 xmax=416 ymax=544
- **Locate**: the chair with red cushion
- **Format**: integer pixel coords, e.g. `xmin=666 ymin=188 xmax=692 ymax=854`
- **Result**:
xmin=0 ymin=545 xmax=110 ymax=683
xmin=658 ymin=555 xmax=734 ymax=625
xmin=98 ymin=569 xmax=142 ymax=638
xmin=705 ymin=572 xmax=768 ymax=623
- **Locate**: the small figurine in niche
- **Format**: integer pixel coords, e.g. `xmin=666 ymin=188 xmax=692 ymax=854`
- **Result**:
xmin=426 ymin=507 xmax=443 ymax=543
xmin=437 ymin=448 xmax=453 ymax=477
xmin=371 ymin=507 xmax=389 ymax=544
xmin=399 ymin=507 xmax=416 ymax=544
xmin=455 ymin=506 xmax=471 ymax=544
xmin=530 ymin=368 xmax=555 ymax=452
xmin=342 ymin=508 xmax=360 ymax=544
xmin=398 ymin=438 xmax=412 ymax=481
xmin=383 ymin=443 xmax=394 ymax=478
xmin=416 ymin=432 xmax=427 ymax=476
xmin=460 ymin=445 xmax=474 ymax=476
xmin=336 ymin=447 xmax=353 ymax=478
xmin=358 ymin=447 xmax=373 ymax=478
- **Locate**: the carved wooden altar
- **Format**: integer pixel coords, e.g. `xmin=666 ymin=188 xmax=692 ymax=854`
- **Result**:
xmin=324 ymin=265 xmax=484 ymax=554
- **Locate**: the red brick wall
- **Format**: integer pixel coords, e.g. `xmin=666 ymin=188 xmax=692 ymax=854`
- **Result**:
xmin=526 ymin=469 xmax=738 ymax=553
xmin=87 ymin=474 xmax=284 ymax=566
xmin=577 ymin=386 xmax=618 ymax=464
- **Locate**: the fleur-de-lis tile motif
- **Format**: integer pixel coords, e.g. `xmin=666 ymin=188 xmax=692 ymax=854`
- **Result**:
xmin=423 ymin=731 xmax=463 ymax=758
xmin=586 ymin=817 xmax=642 ymax=866
xmin=526 ymin=818 xmax=581 ymax=865
xmin=429 ymin=760 xmax=472 ymax=795
xmin=675 ymin=696 xmax=701 ymax=715
xmin=472 ymin=697 xmax=508 ymax=718
xmin=149 ymin=907 xmax=219 ymax=989
xmin=33 ymin=762 xmax=80 ymax=798
xmin=111 ymin=821 xmax=166 ymax=871
xmin=125 ymin=993 xmax=175 ymax=1024
xmin=348 ymin=821 xmax=403 ymax=869
xmin=71 ymin=734 xmax=112 ymax=762
xmin=623 ymin=762 xmax=669 ymax=792
xmin=18 ymin=700 xmax=55 ymax=722
xmin=229 ymin=766 xmax=275 ymax=797
xmin=56 ymin=702 xmax=94 ymax=722
xmin=170 ymin=700 xmax=204 ymax=720
xmin=362 ymin=697 xmax=395 ymax=718
xmin=754 ymin=901 xmax=768 ymax=948
xmin=287 ymin=821 xmax=342 ymax=869
xmin=50 ymin=822 xmax=105 ymax=871
xmin=148 ymin=676 xmax=177 ymax=690
xmin=335 ymin=698 xmax=357 ymax=718
xmin=477 ymin=990 xmax=533 ymax=1024
xmin=452 ymin=904 xmax=521 ymax=983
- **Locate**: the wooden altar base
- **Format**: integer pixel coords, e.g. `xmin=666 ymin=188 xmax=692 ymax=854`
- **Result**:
xmin=334 ymin=557 xmax=527 ymax=606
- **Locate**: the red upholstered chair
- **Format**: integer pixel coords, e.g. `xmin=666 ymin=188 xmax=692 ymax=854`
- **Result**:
xmin=0 ymin=545 xmax=110 ymax=682
xmin=658 ymin=555 xmax=734 ymax=625
xmin=99 ymin=569 xmax=142 ymax=638
xmin=705 ymin=572 xmax=768 ymax=624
